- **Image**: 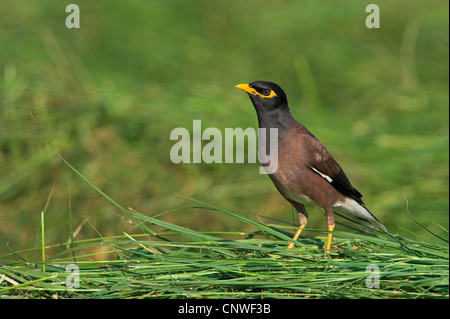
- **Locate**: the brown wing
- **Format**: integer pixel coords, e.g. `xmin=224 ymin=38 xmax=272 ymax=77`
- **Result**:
xmin=301 ymin=134 xmax=364 ymax=204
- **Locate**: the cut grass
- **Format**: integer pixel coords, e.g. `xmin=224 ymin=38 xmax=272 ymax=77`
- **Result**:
xmin=0 ymin=137 xmax=449 ymax=298
xmin=0 ymin=217 xmax=448 ymax=298
xmin=0 ymin=2 xmax=448 ymax=300
xmin=0 ymin=156 xmax=448 ymax=299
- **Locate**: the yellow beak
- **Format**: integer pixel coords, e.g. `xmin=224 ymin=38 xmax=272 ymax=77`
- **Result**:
xmin=235 ymin=83 xmax=256 ymax=95
xmin=235 ymin=83 xmax=277 ymax=98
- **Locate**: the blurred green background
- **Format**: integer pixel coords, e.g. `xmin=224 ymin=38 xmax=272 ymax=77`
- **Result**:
xmin=0 ymin=1 xmax=448 ymax=256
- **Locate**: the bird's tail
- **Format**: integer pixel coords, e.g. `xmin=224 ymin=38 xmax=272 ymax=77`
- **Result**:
xmin=333 ymin=198 xmax=387 ymax=232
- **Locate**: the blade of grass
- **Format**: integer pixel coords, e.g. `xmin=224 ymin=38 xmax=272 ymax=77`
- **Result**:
xmin=40 ymin=211 xmax=45 ymax=273
xmin=40 ymin=185 xmax=54 ymax=273
xmin=68 ymin=187 xmax=76 ymax=262
xmin=0 ymin=274 xmax=58 ymax=294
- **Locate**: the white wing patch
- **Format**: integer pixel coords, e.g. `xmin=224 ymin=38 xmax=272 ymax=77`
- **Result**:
xmin=310 ymin=167 xmax=333 ymax=183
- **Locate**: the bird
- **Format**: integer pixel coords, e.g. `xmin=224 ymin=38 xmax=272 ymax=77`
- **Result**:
xmin=235 ymin=80 xmax=386 ymax=252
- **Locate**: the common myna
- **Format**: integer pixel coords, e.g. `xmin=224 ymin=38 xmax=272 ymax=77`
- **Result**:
xmin=236 ymin=81 xmax=386 ymax=252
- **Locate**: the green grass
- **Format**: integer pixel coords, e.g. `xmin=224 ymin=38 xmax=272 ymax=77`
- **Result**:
xmin=0 ymin=1 xmax=448 ymax=250
xmin=0 ymin=158 xmax=448 ymax=298
xmin=0 ymin=208 xmax=448 ymax=298
xmin=0 ymin=0 xmax=448 ymax=299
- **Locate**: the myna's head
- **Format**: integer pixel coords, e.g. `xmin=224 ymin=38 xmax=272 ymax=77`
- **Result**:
xmin=235 ymin=81 xmax=288 ymax=112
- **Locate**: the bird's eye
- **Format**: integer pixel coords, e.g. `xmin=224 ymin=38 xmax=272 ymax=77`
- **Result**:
xmin=263 ymin=89 xmax=271 ymax=96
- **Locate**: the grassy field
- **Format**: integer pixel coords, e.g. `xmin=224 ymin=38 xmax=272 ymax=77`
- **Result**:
xmin=0 ymin=1 xmax=448 ymax=299
xmin=0 ymin=163 xmax=448 ymax=298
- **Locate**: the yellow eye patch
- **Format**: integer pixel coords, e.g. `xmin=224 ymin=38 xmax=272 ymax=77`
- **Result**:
xmin=235 ymin=83 xmax=277 ymax=98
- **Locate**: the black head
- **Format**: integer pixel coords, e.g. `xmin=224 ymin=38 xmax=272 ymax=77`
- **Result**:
xmin=236 ymin=81 xmax=288 ymax=110
xmin=236 ymin=80 xmax=292 ymax=128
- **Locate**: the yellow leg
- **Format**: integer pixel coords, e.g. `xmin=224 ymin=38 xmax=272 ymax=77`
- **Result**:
xmin=326 ymin=224 xmax=335 ymax=252
xmin=287 ymin=224 xmax=306 ymax=249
